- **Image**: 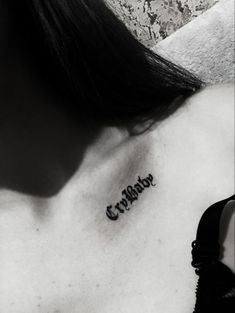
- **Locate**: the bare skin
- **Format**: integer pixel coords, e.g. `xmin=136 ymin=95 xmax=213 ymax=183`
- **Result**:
xmin=0 ymin=66 xmax=234 ymax=313
xmin=0 ymin=3 xmax=234 ymax=312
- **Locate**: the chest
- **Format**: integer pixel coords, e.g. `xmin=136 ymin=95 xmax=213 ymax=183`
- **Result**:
xmin=0 ymin=129 xmax=233 ymax=313
xmin=0 ymin=191 xmax=233 ymax=313
xmin=0 ymin=196 xmax=197 ymax=313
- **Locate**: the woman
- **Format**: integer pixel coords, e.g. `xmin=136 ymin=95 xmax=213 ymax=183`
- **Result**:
xmin=0 ymin=1 xmax=234 ymax=312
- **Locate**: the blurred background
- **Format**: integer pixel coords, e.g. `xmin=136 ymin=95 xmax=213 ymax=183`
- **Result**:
xmin=106 ymin=0 xmax=218 ymax=47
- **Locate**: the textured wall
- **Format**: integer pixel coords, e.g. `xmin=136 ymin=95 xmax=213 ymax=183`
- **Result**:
xmin=106 ymin=0 xmax=219 ymax=47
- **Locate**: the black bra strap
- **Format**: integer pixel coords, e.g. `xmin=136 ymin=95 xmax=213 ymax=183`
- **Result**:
xmin=192 ymin=194 xmax=235 ymax=269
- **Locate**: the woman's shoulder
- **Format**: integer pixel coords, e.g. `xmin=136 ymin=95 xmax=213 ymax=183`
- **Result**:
xmin=152 ymin=83 xmax=234 ymax=134
xmin=183 ymin=83 xmax=234 ymax=145
xmin=189 ymin=83 xmax=234 ymax=111
xmin=146 ymin=83 xmax=234 ymax=202
xmin=151 ymin=83 xmax=234 ymax=145
xmin=158 ymin=83 xmax=235 ymax=157
xmin=190 ymin=82 xmax=234 ymax=102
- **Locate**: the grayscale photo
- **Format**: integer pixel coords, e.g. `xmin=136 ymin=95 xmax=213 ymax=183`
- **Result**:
xmin=0 ymin=0 xmax=234 ymax=312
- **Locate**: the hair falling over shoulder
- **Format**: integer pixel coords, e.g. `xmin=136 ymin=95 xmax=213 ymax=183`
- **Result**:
xmin=5 ymin=0 xmax=204 ymax=127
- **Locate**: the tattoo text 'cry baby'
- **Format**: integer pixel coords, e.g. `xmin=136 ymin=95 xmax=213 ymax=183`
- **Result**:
xmin=106 ymin=173 xmax=156 ymax=221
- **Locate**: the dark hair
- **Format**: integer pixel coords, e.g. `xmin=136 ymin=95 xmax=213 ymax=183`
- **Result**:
xmin=5 ymin=0 xmax=203 ymax=127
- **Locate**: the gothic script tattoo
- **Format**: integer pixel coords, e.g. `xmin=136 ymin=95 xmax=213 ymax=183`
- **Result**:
xmin=106 ymin=173 xmax=156 ymax=221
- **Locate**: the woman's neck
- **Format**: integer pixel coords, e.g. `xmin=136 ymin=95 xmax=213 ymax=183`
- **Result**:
xmin=0 ymin=59 xmax=131 ymax=198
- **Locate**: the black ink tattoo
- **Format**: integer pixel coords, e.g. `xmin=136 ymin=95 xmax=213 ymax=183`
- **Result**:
xmin=106 ymin=173 xmax=156 ymax=221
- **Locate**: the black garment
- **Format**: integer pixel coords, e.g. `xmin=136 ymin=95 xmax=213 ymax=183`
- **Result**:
xmin=191 ymin=195 xmax=235 ymax=313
